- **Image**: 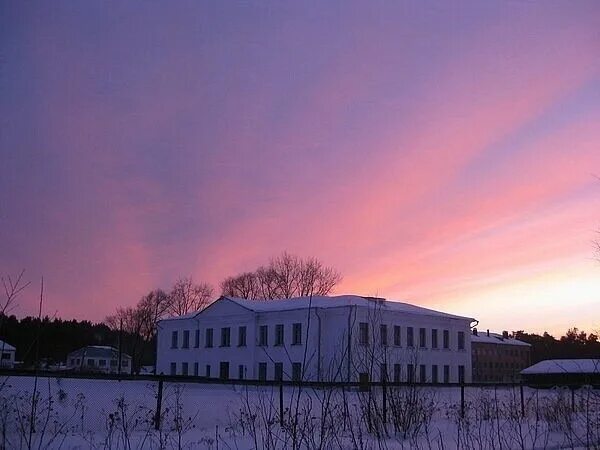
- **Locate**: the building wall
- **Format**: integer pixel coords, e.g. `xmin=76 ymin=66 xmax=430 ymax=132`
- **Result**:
xmin=0 ymin=349 xmax=15 ymax=368
xmin=472 ymin=342 xmax=531 ymax=382
xmin=157 ymin=299 xmax=473 ymax=383
xmin=66 ymin=354 xmax=132 ymax=374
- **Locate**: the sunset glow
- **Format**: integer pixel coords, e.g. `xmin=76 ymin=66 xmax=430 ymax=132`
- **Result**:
xmin=1 ymin=1 xmax=599 ymax=335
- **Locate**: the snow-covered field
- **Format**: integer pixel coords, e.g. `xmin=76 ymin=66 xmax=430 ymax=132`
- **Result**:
xmin=1 ymin=375 xmax=599 ymax=449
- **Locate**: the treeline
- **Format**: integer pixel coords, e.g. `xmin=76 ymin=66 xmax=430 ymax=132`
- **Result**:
xmin=515 ymin=328 xmax=600 ymax=363
xmin=0 ymin=314 xmax=154 ymax=368
xmin=0 ymin=253 xmax=342 ymax=372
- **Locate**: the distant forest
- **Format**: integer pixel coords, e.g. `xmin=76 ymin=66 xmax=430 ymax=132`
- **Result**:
xmin=0 ymin=314 xmax=155 ymax=369
xmin=0 ymin=312 xmax=598 ymax=372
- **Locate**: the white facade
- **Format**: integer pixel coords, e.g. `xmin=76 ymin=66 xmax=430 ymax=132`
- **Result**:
xmin=0 ymin=340 xmax=16 ymax=369
xmin=66 ymin=346 xmax=132 ymax=374
xmin=156 ymin=295 xmax=475 ymax=383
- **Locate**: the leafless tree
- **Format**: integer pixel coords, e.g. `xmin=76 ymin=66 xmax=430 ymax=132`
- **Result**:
xmin=220 ymin=252 xmax=342 ymax=300
xmin=137 ymin=289 xmax=170 ymax=340
xmin=167 ymin=277 xmax=214 ymax=316
xmin=1 ymin=269 xmax=30 ymax=316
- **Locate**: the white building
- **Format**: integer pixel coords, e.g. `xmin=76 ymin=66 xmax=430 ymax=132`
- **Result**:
xmin=0 ymin=340 xmax=16 ymax=369
xmin=157 ymin=295 xmax=475 ymax=383
xmin=66 ymin=346 xmax=132 ymax=374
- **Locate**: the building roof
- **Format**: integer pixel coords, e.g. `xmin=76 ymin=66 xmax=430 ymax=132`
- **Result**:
xmin=162 ymin=295 xmax=475 ymax=322
xmin=521 ymin=359 xmax=600 ymax=375
xmin=472 ymin=332 xmax=531 ymax=347
xmin=67 ymin=346 xmax=131 ymax=359
xmin=0 ymin=340 xmax=16 ymax=352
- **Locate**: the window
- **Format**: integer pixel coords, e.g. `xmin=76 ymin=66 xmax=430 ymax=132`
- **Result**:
xmin=275 ymin=324 xmax=284 ymax=346
xmin=419 ymin=328 xmax=427 ymax=348
xmin=171 ymin=330 xmax=178 ymax=349
xmin=380 ymin=363 xmax=388 ymax=382
xmin=258 ymin=362 xmax=267 ymax=381
xmin=458 ymin=365 xmax=465 ymax=384
xmin=394 ymin=325 xmax=401 ymax=346
xmin=443 ymin=330 xmax=450 ymax=349
xmin=238 ymin=364 xmax=245 ymax=380
xmin=259 ymin=325 xmax=268 ymax=346
xmin=292 ymin=362 xmax=302 ymax=381
xmin=194 ymin=362 xmax=199 ymax=376
xmin=420 ymin=364 xmax=426 ymax=382
xmin=219 ymin=361 xmax=229 ymax=380
xmin=238 ymin=326 xmax=247 ymax=347
xmin=394 ymin=363 xmax=402 ymax=382
xmin=76 ymin=358 xmax=80 ymax=365
xmin=407 ymin=327 xmax=414 ymax=347
xmin=87 ymin=359 xmax=95 ymax=366
xmin=274 ymin=362 xmax=283 ymax=381
xmin=458 ymin=332 xmax=465 ymax=350
xmin=122 ymin=359 xmax=129 ymax=367
xmin=170 ymin=362 xmax=176 ymax=375
xmin=359 ymin=372 xmax=370 ymax=386
xmin=359 ymin=322 xmax=369 ymax=345
xmin=182 ymin=362 xmax=189 ymax=376
xmin=205 ymin=328 xmax=213 ymax=348
xmin=407 ymin=364 xmax=414 ymax=383
xmin=183 ymin=330 xmax=190 ymax=348
xmin=221 ymin=327 xmax=231 ymax=347
xmin=70 ymin=358 xmax=75 ymax=365
xmin=431 ymin=329 xmax=438 ymax=349
xmin=292 ymin=323 xmax=302 ymax=345
xmin=99 ymin=359 xmax=106 ymax=367
xmin=432 ymin=365 xmax=438 ymax=383
xmin=194 ymin=329 xmax=200 ymax=348
xmin=380 ymin=324 xmax=388 ymax=346
xmin=444 ymin=365 xmax=450 ymax=383
xmin=206 ymin=364 xmax=211 ymax=377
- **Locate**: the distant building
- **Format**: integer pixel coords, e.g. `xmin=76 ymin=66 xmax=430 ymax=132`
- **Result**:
xmin=471 ymin=329 xmax=531 ymax=382
xmin=0 ymin=340 xmax=16 ymax=369
xmin=66 ymin=346 xmax=131 ymax=374
xmin=521 ymin=359 xmax=600 ymax=386
xmin=157 ymin=295 xmax=475 ymax=383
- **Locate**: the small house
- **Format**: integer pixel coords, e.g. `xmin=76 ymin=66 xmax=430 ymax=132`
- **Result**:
xmin=66 ymin=346 xmax=132 ymax=374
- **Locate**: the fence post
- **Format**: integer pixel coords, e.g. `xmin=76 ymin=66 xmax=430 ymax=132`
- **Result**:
xmin=520 ymin=383 xmax=525 ymax=418
xmin=155 ymin=377 xmax=164 ymax=431
xmin=279 ymin=382 xmax=284 ymax=427
xmin=460 ymin=383 xmax=465 ymax=419
xmin=382 ymin=379 xmax=387 ymax=425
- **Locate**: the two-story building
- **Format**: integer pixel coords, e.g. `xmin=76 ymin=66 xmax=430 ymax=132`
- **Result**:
xmin=156 ymin=295 xmax=476 ymax=383
xmin=471 ymin=329 xmax=531 ymax=382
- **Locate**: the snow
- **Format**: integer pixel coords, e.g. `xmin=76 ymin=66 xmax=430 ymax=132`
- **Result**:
xmin=227 ymin=295 xmax=476 ymax=321
xmin=472 ymin=332 xmax=531 ymax=346
xmin=162 ymin=295 xmax=475 ymax=322
xmin=0 ymin=340 xmax=16 ymax=351
xmin=521 ymin=359 xmax=600 ymax=375
xmin=1 ymin=375 xmax=599 ymax=449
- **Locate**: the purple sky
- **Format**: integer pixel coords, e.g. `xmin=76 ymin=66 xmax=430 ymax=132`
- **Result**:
xmin=1 ymin=1 xmax=599 ymax=335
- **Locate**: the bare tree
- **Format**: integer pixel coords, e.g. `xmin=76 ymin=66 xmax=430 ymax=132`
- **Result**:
xmin=221 ymin=272 xmax=260 ymax=299
xmin=167 ymin=277 xmax=214 ymax=316
xmin=136 ymin=289 xmax=170 ymax=340
xmin=220 ymin=252 xmax=342 ymax=300
xmin=1 ymin=270 xmax=30 ymax=316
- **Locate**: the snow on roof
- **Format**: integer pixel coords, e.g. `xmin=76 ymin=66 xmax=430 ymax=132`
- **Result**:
xmin=472 ymin=332 xmax=531 ymax=347
xmin=225 ymin=295 xmax=475 ymax=321
xmin=0 ymin=340 xmax=16 ymax=351
xmin=521 ymin=359 xmax=600 ymax=375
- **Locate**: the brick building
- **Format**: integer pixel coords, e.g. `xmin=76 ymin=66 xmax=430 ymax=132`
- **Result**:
xmin=472 ymin=329 xmax=531 ymax=382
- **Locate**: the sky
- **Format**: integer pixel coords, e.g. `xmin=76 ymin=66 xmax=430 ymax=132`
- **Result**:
xmin=1 ymin=1 xmax=599 ymax=336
